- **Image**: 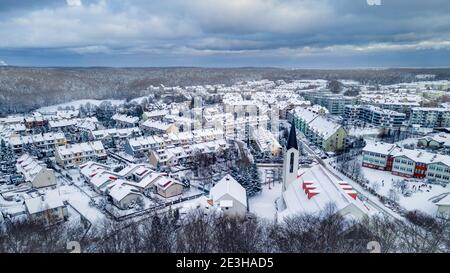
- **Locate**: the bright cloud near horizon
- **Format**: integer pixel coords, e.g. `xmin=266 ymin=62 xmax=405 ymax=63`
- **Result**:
xmin=0 ymin=0 xmax=450 ymax=67
xmin=66 ymin=0 xmax=82 ymax=7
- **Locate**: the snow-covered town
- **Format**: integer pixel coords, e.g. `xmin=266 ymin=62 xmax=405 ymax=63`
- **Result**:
xmin=1 ymin=77 xmax=450 ymax=253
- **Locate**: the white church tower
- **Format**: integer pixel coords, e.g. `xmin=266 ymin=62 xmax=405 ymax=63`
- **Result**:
xmin=282 ymin=123 xmax=299 ymax=191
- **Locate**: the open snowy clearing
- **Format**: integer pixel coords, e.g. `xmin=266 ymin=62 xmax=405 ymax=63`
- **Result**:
xmin=361 ymin=166 xmax=449 ymax=215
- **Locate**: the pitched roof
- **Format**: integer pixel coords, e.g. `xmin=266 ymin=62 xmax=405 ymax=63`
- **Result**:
xmin=210 ymin=174 xmax=247 ymax=208
xmin=282 ymin=164 xmax=369 ymax=217
xmin=25 ymin=192 xmax=65 ymax=214
xmin=286 ymin=123 xmax=298 ymax=150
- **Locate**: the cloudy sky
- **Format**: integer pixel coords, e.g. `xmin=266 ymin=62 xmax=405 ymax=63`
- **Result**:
xmin=1 ymin=0 xmax=450 ymax=67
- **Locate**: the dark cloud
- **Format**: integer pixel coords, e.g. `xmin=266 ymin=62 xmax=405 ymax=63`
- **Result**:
xmin=0 ymin=0 xmax=449 ymax=67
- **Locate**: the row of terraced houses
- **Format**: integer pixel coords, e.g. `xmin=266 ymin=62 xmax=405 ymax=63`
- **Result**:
xmin=362 ymin=142 xmax=450 ymax=184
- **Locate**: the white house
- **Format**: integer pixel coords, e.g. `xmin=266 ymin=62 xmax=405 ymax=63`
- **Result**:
xmin=16 ymin=154 xmax=57 ymax=188
xmin=24 ymin=193 xmax=68 ymax=225
xmin=108 ymin=183 xmax=143 ymax=209
xmin=209 ymin=174 xmax=248 ymax=216
xmin=155 ymin=176 xmax=184 ymax=198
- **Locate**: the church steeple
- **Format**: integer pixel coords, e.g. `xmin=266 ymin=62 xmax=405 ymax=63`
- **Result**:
xmin=282 ymin=123 xmax=299 ymax=191
xmin=286 ymin=123 xmax=298 ymax=150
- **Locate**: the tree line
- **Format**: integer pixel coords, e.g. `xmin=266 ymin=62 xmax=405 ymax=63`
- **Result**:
xmin=1 ymin=204 xmax=448 ymax=253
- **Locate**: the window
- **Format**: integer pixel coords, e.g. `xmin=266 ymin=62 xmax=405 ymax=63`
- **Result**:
xmin=289 ymin=152 xmax=294 ymax=173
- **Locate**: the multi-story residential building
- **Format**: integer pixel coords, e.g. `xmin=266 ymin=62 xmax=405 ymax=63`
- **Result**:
xmin=9 ymin=132 xmax=67 ymax=153
xmin=361 ymin=142 xmax=398 ymax=171
xmin=55 ymin=141 xmax=107 ymax=167
xmin=290 ymin=107 xmax=347 ymax=152
xmin=148 ymin=139 xmax=228 ymax=168
xmin=358 ymin=93 xmax=422 ymax=117
xmin=303 ymin=93 xmax=356 ymax=116
xmin=344 ymin=105 xmax=406 ymax=127
xmin=0 ymin=115 xmax=26 ymax=126
xmin=343 ymin=105 xmax=363 ymax=120
xmin=48 ymin=119 xmax=77 ymax=132
xmin=223 ymin=98 xmax=265 ymax=117
xmin=362 ymin=142 xmax=450 ymax=184
xmin=426 ymin=161 xmax=450 ymax=186
xmin=409 ymin=107 xmax=450 ymax=128
xmin=124 ymin=128 xmax=224 ymax=155
xmin=250 ymin=126 xmax=282 ymax=156
xmin=203 ymin=112 xmax=270 ymax=141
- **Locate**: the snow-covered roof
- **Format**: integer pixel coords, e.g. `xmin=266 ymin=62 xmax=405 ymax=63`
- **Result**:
xmin=125 ymin=172 xmax=160 ymax=189
xmin=364 ymin=141 xmax=450 ymax=167
xmin=210 ymin=174 xmax=247 ymax=208
xmin=49 ymin=119 xmax=77 ymax=128
xmin=308 ymin=116 xmax=343 ymax=139
xmin=141 ymin=120 xmax=174 ymax=131
xmin=292 ymin=106 xmax=343 ymax=138
xmin=9 ymin=132 xmax=66 ymax=146
xmin=419 ymin=133 xmax=450 ymax=146
xmin=79 ymin=161 xmax=111 ymax=178
xmin=436 ymin=194 xmax=450 ymax=206
xmin=108 ymin=183 xmax=141 ymax=202
xmin=56 ymin=141 xmax=104 ymax=156
xmin=16 ymin=154 xmax=48 ymax=183
xmin=24 ymin=192 xmax=65 ymax=215
xmin=282 ymin=164 xmax=369 ymax=218
xmin=155 ymin=176 xmax=182 ymax=190
xmin=91 ymin=127 xmax=140 ymax=139
xmin=112 ymin=114 xmax=139 ymax=124
xmin=363 ymin=142 xmax=399 ymax=155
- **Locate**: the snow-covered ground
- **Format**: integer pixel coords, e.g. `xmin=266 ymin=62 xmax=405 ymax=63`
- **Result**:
xmin=248 ymin=166 xmax=282 ymax=220
xmin=249 ymin=181 xmax=282 ymax=220
xmin=36 ymin=99 xmax=125 ymax=113
xmin=396 ymin=137 xmax=419 ymax=147
xmin=361 ymin=166 xmax=449 ymax=215
xmin=46 ymin=185 xmax=106 ymax=224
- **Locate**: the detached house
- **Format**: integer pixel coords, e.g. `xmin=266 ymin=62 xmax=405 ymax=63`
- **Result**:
xmin=209 ymin=174 xmax=248 ymax=216
xmin=24 ymin=193 xmax=68 ymax=225
xmin=16 ymin=154 xmax=57 ymax=188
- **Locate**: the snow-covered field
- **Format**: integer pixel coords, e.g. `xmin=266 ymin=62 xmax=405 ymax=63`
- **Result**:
xmin=361 ymin=166 xmax=449 ymax=215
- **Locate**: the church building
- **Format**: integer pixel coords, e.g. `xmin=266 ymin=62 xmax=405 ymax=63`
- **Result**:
xmin=278 ymin=124 xmax=370 ymax=221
